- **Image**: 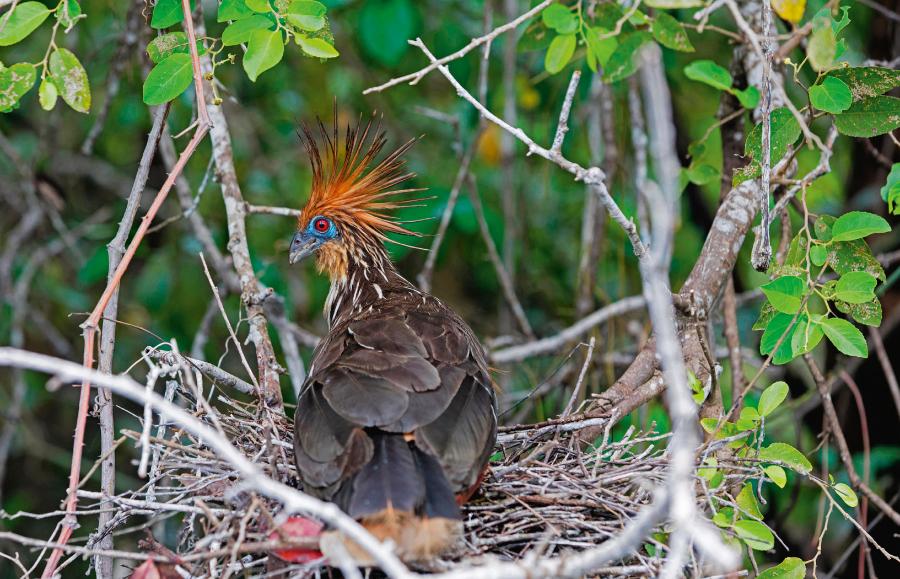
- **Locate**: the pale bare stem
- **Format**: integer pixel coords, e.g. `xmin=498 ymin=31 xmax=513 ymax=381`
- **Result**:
xmin=561 ymin=337 xmax=595 ymax=417
xmin=245 ymin=203 xmax=302 ymax=217
xmin=417 ymin=127 xmax=484 ymax=293
xmin=489 ymin=295 xmax=646 ymax=363
xmin=363 ymin=0 xmax=553 ymax=94
xmin=638 ymin=45 xmax=737 ymax=576
xmin=551 ymin=70 xmax=582 ymax=155
xmin=750 ymin=0 xmax=774 ymax=271
xmin=92 ymin=102 xmax=168 ymax=578
xmin=465 ymin=175 xmax=535 ymax=338
xmin=199 ymin=253 xmax=262 ymax=394
xmin=41 ymin=1 xmax=212 ymax=571
xmin=408 ymin=38 xmax=648 ymax=261
xmin=0 ymin=348 xmax=414 ymax=578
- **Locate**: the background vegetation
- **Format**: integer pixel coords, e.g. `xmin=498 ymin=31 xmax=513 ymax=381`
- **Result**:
xmin=1 ymin=0 xmax=898 ymax=577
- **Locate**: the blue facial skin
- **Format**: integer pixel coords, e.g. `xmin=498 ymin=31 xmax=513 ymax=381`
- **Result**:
xmin=289 ymin=215 xmax=339 ymax=264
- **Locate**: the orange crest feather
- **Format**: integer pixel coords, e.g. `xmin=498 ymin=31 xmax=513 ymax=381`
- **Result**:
xmin=298 ymin=113 xmax=425 ymax=240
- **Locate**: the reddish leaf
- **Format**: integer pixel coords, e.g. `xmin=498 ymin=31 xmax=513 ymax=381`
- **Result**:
xmin=130 ymin=560 xmax=161 ymax=579
xmin=269 ymin=516 xmax=325 ymax=563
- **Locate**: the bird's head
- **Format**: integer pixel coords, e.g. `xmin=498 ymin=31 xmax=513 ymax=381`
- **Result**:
xmin=289 ymin=113 xmax=425 ymax=278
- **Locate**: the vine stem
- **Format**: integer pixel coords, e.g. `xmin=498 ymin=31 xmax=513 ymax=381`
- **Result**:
xmin=40 ymin=1 xmax=211 ymax=576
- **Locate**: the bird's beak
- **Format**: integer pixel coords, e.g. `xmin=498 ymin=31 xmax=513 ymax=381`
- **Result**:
xmin=289 ymin=233 xmax=318 ymax=265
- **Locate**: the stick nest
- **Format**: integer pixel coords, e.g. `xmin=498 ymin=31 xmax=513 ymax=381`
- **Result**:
xmin=82 ymin=359 xmax=743 ymax=578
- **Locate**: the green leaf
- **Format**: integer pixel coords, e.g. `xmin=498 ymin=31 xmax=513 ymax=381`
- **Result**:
xmin=0 ymin=63 xmax=36 ymax=112
xmin=218 ymin=0 xmax=254 ymax=22
xmin=736 ymin=483 xmax=763 ymax=519
xmin=584 ymin=26 xmax=616 ymax=71
xmin=831 ymin=211 xmax=891 ymax=241
xmin=735 ymin=107 xmax=801 ymax=185
xmin=765 ymin=465 xmax=787 ymax=488
xmin=0 ymin=2 xmax=51 ymax=46
xmin=808 ymin=15 xmax=836 ymax=72
xmin=809 ymin=76 xmax=852 ymax=114
xmin=712 ymin=506 xmax=735 ymax=528
xmin=761 ymin=275 xmax=805 ymax=314
xmin=833 ymin=482 xmax=859 ymax=508
xmin=38 ymin=77 xmax=57 ymax=110
xmin=603 ymin=32 xmax=650 ymax=83
xmin=56 ymin=0 xmax=82 ymax=29
xmin=285 ymin=0 xmax=326 ymax=31
xmin=142 ymin=52 xmax=193 ymax=105
xmin=759 ymin=442 xmax=813 ymax=474
xmin=221 ymin=14 xmax=274 ymax=46
xmin=737 ymin=406 xmax=760 ymax=431
xmin=841 ymin=298 xmax=882 ymax=327
xmin=753 ymin=302 xmax=777 ymax=331
xmin=296 ymin=35 xmax=338 ymax=58
xmin=829 ymin=67 xmax=900 ymax=102
xmin=758 ymin=381 xmax=789 ymax=417
xmin=810 ymin=244 xmax=827 ymax=266
xmin=146 ymin=32 xmax=206 ymax=63
xmin=734 ymin=86 xmax=760 ymax=109
xmin=650 ymin=12 xmax=693 ymax=52
xmin=544 ymin=34 xmax=576 ymax=75
xmin=243 ymin=28 xmax=284 ymax=81
xmin=684 ymin=59 xmax=732 ymax=91
xmin=834 ymin=96 xmax=900 ymax=138
xmin=791 ymin=316 xmax=824 ymax=356
xmin=760 ymin=312 xmax=798 ymax=365
xmin=757 ymin=557 xmax=806 ymax=579
xmin=835 ymin=271 xmax=877 ymax=304
xmin=880 ymin=163 xmax=900 ymax=214
xmin=151 ymin=0 xmax=195 ymax=29
xmin=48 ymin=48 xmax=90 ymax=113
xmin=246 ymin=0 xmax=271 ymax=11
xmin=821 ymin=317 xmax=867 ymax=357
xmin=541 ymin=4 xmax=577 ymax=34
xmin=358 ymin=0 xmax=415 ymax=68
xmin=734 ymin=520 xmax=774 ymax=550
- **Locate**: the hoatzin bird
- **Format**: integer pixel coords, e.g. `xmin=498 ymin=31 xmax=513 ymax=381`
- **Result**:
xmin=289 ymin=115 xmax=498 ymax=564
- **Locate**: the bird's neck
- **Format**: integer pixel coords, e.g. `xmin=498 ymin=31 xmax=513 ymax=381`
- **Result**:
xmin=321 ymin=240 xmax=415 ymax=327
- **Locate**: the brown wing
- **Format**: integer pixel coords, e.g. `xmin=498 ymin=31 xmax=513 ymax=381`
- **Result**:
xmin=293 ymin=294 xmax=496 ymax=500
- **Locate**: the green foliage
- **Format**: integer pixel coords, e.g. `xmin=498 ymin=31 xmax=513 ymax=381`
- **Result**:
xmin=544 ymin=34 xmax=576 ymax=75
xmin=147 ymin=32 xmax=207 ymax=63
xmin=0 ymin=63 xmax=36 ymax=112
xmin=881 ymin=163 xmax=900 ymax=215
xmin=757 ymin=557 xmax=806 ymax=579
xmin=834 ymin=96 xmax=900 ymax=137
xmin=808 ymin=76 xmax=851 ymax=114
xmin=833 ymin=482 xmax=858 ymax=507
xmin=0 ymin=2 xmax=51 ymax=46
xmin=754 ymin=208 xmax=888 ymax=364
xmin=759 ymin=442 xmax=813 ymax=474
xmin=358 ymin=0 xmax=415 ymax=67
xmin=757 ymin=381 xmax=788 ymax=417
xmin=151 ymin=0 xmax=195 ymax=29
xmin=143 ymin=53 xmax=194 ymax=105
xmin=48 ymin=48 xmax=90 ymax=112
xmin=734 ymin=107 xmax=800 ymax=185
xmin=828 ymin=66 xmax=900 ymax=102
xmin=650 ymin=12 xmax=693 ymax=52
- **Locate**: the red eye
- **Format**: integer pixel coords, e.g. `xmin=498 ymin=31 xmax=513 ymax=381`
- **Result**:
xmin=313 ymin=218 xmax=330 ymax=233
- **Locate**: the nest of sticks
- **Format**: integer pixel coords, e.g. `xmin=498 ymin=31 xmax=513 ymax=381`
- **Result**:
xmin=76 ymin=350 xmax=751 ymax=578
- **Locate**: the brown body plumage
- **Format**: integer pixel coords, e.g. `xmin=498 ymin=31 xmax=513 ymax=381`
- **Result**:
xmin=289 ymin=114 xmax=498 ymax=563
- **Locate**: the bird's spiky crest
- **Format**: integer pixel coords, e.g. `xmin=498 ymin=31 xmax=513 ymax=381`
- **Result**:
xmin=298 ymin=112 xmax=424 ymax=240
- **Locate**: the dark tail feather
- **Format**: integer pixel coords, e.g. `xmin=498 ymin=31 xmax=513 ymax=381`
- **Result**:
xmin=325 ymin=432 xmax=461 ymax=563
